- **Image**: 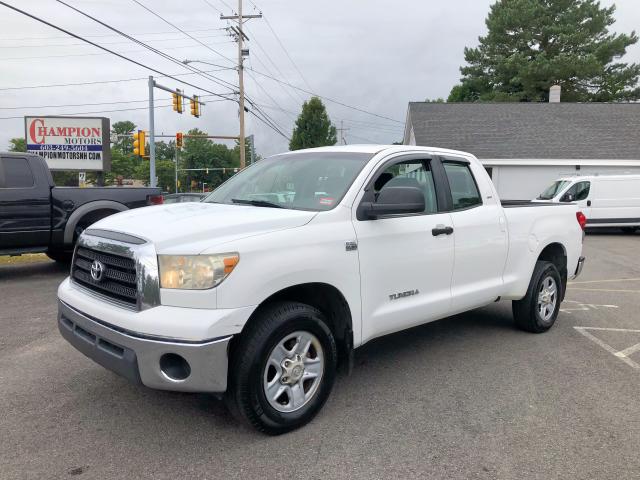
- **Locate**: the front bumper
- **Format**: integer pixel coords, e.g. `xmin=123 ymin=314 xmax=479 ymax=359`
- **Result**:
xmin=58 ymin=300 xmax=231 ymax=393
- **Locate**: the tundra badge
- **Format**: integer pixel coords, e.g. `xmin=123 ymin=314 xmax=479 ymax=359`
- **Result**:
xmin=389 ymin=289 xmax=419 ymax=301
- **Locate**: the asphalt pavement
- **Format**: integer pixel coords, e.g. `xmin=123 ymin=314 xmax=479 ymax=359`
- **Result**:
xmin=1 ymin=231 xmax=639 ymax=479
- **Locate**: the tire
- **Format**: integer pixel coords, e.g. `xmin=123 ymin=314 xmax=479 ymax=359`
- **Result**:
xmin=512 ymin=261 xmax=562 ymax=333
xmin=225 ymin=301 xmax=337 ymax=435
xmin=621 ymin=227 xmax=638 ymax=234
xmin=46 ymin=249 xmax=73 ymax=264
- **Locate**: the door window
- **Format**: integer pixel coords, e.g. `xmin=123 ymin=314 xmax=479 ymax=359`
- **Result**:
xmin=374 ymin=159 xmax=438 ymax=213
xmin=561 ymin=181 xmax=590 ymax=202
xmin=0 ymin=157 xmax=34 ymax=188
xmin=443 ymin=162 xmax=481 ymax=210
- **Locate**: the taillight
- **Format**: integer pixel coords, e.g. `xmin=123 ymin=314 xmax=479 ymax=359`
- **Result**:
xmin=576 ymin=211 xmax=587 ymax=230
xmin=147 ymin=194 xmax=164 ymax=205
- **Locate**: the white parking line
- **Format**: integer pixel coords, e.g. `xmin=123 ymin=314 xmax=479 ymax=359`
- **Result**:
xmin=561 ymin=300 xmax=618 ymax=313
xmin=568 ymin=288 xmax=640 ymax=293
xmin=574 ymin=326 xmax=640 ymax=370
xmin=568 ymin=278 xmax=640 ymax=285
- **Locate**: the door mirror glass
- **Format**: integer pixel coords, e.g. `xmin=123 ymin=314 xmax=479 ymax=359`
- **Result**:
xmin=561 ymin=192 xmax=574 ymax=202
xmin=363 ymin=186 xmax=425 ymax=219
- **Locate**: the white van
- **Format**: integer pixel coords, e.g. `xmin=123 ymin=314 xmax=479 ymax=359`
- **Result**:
xmin=536 ymin=175 xmax=640 ymax=232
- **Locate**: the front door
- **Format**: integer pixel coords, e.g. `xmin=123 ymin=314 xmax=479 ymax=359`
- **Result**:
xmin=352 ymin=156 xmax=455 ymax=343
xmin=0 ymin=156 xmax=50 ymax=250
xmin=561 ymin=180 xmax=592 ymax=218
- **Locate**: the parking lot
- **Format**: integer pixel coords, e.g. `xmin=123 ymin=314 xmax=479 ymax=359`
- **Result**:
xmin=1 ymin=231 xmax=638 ymax=479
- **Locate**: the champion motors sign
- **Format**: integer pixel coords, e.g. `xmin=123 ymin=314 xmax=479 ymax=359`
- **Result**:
xmin=24 ymin=116 xmax=111 ymax=171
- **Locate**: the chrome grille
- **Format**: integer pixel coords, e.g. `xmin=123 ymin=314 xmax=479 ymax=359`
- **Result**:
xmin=71 ymin=247 xmax=138 ymax=307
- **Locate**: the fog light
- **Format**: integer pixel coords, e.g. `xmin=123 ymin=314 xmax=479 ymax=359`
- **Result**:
xmin=159 ymin=353 xmax=191 ymax=381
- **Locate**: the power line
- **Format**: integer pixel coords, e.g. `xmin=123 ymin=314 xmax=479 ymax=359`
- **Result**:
xmin=1 ymin=33 xmax=232 ymax=49
xmin=130 ymin=0 xmax=234 ymax=63
xmin=56 ymin=0 xmax=238 ymax=92
xmin=253 ymin=102 xmax=403 ymax=133
xmin=0 ymin=2 xmax=236 ymax=103
xmin=0 ymin=94 xmax=226 ymax=110
xmin=243 ymin=25 xmax=305 ymax=104
xmin=0 ymin=68 xmax=233 ymax=92
xmin=245 ymin=65 xmax=404 ymax=124
xmin=1 ymin=41 xmax=237 ymax=61
xmin=262 ymin=15 xmax=313 ymax=92
xmin=0 ymin=94 xmax=227 ymax=113
xmin=0 ymin=26 xmax=227 ymax=42
xmin=202 ymin=0 xmax=224 ymax=15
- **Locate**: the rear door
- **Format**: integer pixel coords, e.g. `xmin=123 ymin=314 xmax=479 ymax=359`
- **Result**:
xmin=0 ymin=156 xmax=51 ymax=250
xmin=352 ymin=154 xmax=455 ymax=342
xmin=440 ymin=157 xmax=508 ymax=312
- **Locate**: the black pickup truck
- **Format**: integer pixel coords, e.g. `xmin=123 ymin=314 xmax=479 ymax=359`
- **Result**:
xmin=0 ymin=152 xmax=162 ymax=262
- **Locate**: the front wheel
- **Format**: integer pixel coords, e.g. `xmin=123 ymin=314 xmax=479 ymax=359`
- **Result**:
xmin=512 ymin=261 xmax=562 ymax=333
xmin=225 ymin=301 xmax=337 ymax=435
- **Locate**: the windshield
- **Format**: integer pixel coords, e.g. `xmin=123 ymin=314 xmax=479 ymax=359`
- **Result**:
xmin=537 ymin=180 xmax=571 ymax=200
xmin=203 ymin=151 xmax=373 ymax=211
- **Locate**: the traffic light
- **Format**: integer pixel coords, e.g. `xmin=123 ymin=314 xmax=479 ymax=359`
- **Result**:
xmin=190 ymin=95 xmax=200 ymax=117
xmin=176 ymin=132 xmax=183 ymax=149
xmin=172 ymin=89 xmax=183 ymax=114
xmin=132 ymin=130 xmax=146 ymax=157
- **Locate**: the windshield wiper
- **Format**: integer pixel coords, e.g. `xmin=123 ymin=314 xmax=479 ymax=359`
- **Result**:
xmin=231 ymin=198 xmax=283 ymax=208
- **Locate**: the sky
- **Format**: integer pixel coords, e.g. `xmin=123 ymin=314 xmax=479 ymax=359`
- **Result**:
xmin=1 ymin=0 xmax=639 ymax=158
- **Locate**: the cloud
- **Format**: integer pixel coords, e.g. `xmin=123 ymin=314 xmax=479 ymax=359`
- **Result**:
xmin=1 ymin=0 xmax=638 ymax=157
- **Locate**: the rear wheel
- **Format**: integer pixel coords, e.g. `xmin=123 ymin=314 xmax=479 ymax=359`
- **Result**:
xmin=513 ymin=261 xmax=562 ymax=333
xmin=225 ymin=301 xmax=337 ymax=435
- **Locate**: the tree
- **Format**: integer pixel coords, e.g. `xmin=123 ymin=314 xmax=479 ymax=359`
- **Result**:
xmin=289 ymin=97 xmax=337 ymax=150
xmin=111 ymin=121 xmax=136 ymax=154
xmin=448 ymin=0 xmax=640 ymax=102
xmin=8 ymin=137 xmax=26 ymax=152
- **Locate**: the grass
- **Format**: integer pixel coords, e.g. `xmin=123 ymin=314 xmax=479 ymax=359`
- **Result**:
xmin=0 ymin=253 xmax=51 ymax=265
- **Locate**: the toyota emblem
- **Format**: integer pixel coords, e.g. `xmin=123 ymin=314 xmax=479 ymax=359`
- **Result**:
xmin=90 ymin=260 xmax=105 ymax=282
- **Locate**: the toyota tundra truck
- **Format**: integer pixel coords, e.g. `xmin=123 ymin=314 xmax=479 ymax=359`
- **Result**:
xmin=57 ymin=145 xmax=585 ymax=434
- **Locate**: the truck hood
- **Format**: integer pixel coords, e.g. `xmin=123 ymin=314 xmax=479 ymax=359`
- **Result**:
xmin=90 ymin=202 xmax=317 ymax=253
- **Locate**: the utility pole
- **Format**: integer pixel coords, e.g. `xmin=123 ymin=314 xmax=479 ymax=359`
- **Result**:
xmin=221 ymin=1 xmax=261 ymax=169
xmin=148 ymin=76 xmax=156 ymax=188
xmin=174 ymin=146 xmax=178 ymax=193
xmin=247 ymin=134 xmax=255 ymax=165
xmin=337 ymin=120 xmax=349 ymax=145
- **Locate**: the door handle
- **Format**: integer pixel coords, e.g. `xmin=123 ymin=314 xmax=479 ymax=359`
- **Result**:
xmin=587 ymin=200 xmax=591 ymax=207
xmin=432 ymin=225 xmax=454 ymax=236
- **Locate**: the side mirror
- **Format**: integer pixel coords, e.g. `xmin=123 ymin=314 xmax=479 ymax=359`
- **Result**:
xmin=361 ymin=186 xmax=425 ymax=219
xmin=561 ymin=193 xmax=575 ymax=202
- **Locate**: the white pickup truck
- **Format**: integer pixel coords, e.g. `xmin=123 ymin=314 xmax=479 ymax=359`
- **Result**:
xmin=57 ymin=145 xmax=585 ymax=434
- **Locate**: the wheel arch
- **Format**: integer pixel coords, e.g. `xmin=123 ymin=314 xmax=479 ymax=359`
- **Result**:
xmin=63 ymin=200 xmax=128 ymax=244
xmin=234 ymin=282 xmax=354 ymax=372
xmin=536 ymin=242 xmax=568 ymax=300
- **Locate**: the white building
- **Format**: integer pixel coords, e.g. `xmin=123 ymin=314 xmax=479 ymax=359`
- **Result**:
xmin=403 ymin=98 xmax=640 ymax=200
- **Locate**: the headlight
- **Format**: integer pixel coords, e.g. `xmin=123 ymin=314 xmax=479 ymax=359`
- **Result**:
xmin=158 ymin=253 xmax=239 ymax=290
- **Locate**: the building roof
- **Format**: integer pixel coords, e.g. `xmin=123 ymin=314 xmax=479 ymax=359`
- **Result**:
xmin=404 ymin=102 xmax=640 ymax=160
